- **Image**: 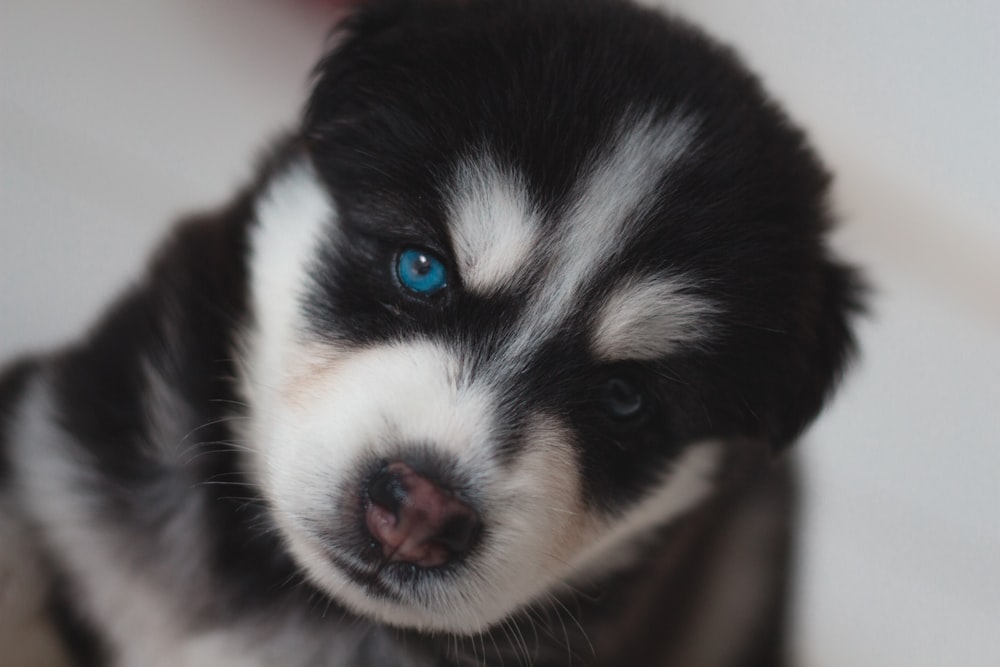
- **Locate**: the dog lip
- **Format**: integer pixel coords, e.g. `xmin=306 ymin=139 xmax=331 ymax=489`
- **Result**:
xmin=326 ymin=543 xmax=464 ymax=604
xmin=326 ymin=551 xmax=403 ymax=602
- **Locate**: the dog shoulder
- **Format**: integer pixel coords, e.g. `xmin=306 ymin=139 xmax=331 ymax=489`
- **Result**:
xmin=0 ymin=358 xmax=74 ymax=667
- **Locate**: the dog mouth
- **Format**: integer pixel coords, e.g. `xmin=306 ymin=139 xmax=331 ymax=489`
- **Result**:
xmin=325 ymin=550 xmax=411 ymax=603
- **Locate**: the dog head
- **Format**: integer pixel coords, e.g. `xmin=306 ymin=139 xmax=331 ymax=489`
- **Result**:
xmin=239 ymin=0 xmax=862 ymax=634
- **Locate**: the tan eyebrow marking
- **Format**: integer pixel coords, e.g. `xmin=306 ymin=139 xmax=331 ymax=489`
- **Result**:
xmin=591 ymin=276 xmax=717 ymax=360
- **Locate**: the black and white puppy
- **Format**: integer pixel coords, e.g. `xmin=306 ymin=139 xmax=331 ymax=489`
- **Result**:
xmin=0 ymin=1 xmax=863 ymax=665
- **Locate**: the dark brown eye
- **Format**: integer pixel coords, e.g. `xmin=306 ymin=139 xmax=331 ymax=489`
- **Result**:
xmin=600 ymin=377 xmax=646 ymax=421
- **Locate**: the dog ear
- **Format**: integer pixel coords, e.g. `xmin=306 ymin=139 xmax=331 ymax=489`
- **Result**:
xmin=688 ymin=251 xmax=864 ymax=458
xmin=304 ymin=0 xmax=408 ymax=132
xmin=765 ymin=256 xmax=866 ymax=453
xmin=304 ymin=0 xmax=446 ymax=139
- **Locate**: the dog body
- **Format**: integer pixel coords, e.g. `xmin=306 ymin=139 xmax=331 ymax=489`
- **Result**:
xmin=0 ymin=1 xmax=861 ymax=665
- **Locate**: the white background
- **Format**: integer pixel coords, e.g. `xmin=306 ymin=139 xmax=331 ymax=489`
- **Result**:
xmin=2 ymin=1 xmax=998 ymax=665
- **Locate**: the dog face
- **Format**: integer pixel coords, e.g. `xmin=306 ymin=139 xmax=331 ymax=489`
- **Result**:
xmin=239 ymin=0 xmax=860 ymax=633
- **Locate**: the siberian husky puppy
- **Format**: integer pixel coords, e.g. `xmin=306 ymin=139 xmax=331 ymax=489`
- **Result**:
xmin=0 ymin=1 xmax=863 ymax=665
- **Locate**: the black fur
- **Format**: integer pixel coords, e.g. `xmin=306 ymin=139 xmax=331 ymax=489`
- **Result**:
xmin=47 ymin=571 xmax=109 ymax=667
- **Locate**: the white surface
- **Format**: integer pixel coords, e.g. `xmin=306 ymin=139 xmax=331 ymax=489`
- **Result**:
xmin=2 ymin=1 xmax=998 ymax=665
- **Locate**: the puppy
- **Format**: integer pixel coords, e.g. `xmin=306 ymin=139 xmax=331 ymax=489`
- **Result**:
xmin=0 ymin=1 xmax=863 ymax=665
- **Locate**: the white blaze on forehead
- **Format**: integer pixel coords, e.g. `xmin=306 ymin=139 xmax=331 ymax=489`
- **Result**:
xmin=591 ymin=276 xmax=717 ymax=360
xmin=448 ymin=157 xmax=537 ymax=293
xmin=502 ymin=112 xmax=700 ymax=367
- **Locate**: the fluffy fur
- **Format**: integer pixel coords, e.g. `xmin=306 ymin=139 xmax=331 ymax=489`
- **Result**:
xmin=0 ymin=1 xmax=863 ymax=665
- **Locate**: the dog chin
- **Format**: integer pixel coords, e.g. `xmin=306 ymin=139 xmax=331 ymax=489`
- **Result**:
xmin=273 ymin=516 xmax=528 ymax=634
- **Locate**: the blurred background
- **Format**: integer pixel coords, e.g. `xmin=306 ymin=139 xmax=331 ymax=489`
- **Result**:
xmin=1 ymin=0 xmax=997 ymax=665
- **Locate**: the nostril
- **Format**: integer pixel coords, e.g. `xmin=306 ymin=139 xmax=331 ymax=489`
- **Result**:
xmin=363 ymin=461 xmax=481 ymax=568
xmin=367 ymin=466 xmax=406 ymax=516
xmin=434 ymin=511 xmax=481 ymax=555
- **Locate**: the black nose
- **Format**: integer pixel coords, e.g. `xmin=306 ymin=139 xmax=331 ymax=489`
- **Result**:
xmin=364 ymin=462 xmax=481 ymax=568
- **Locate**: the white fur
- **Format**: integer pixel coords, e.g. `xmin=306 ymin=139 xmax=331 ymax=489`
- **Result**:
xmin=449 ymin=156 xmax=538 ymax=293
xmin=591 ymin=275 xmax=717 ymax=360
xmin=257 ymin=342 xmax=496 ymax=540
xmin=251 ymin=341 xmax=591 ymax=632
xmin=242 ymin=158 xmax=335 ymax=432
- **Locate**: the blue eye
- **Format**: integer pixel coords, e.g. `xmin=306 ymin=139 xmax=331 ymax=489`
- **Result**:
xmin=396 ymin=248 xmax=448 ymax=295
